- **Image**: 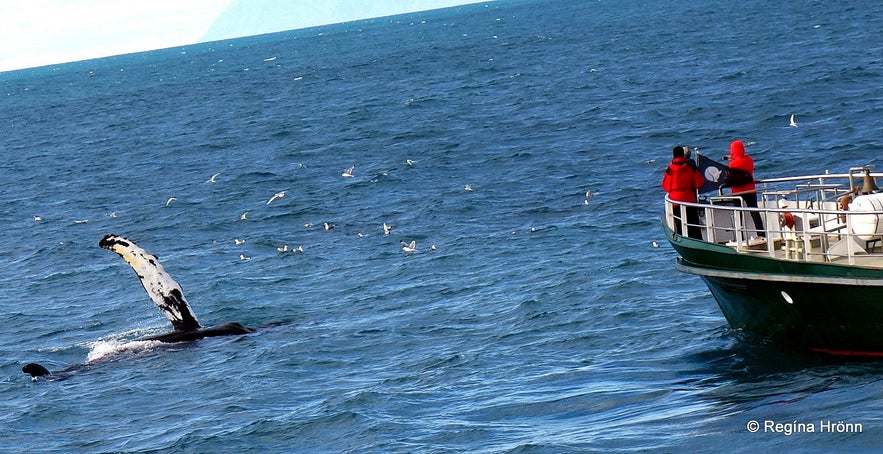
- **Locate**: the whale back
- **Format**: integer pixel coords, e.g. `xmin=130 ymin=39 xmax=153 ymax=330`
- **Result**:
xmin=99 ymin=234 xmax=201 ymax=332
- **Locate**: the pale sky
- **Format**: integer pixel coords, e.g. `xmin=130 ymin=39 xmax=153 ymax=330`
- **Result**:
xmin=0 ymin=1 xmax=234 ymax=73
xmin=0 ymin=0 xmax=487 ymax=73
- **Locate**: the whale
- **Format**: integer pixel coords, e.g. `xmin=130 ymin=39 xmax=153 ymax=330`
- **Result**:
xmin=22 ymin=234 xmax=255 ymax=379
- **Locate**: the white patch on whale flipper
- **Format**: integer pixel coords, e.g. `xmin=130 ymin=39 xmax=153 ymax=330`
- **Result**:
xmin=99 ymin=234 xmax=201 ymax=332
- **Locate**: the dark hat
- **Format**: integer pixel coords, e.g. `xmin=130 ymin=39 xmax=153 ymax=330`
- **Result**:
xmin=672 ymin=146 xmax=685 ymax=158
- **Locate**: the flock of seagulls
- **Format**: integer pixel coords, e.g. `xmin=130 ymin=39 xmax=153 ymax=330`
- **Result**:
xmin=28 ymin=158 xmax=447 ymax=263
xmin=232 ymin=162 xmax=438 ymax=259
xmin=28 ymin=154 xmax=595 ymax=259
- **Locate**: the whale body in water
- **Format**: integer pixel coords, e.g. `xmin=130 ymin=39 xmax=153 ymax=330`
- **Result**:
xmin=23 ymin=234 xmax=255 ymax=378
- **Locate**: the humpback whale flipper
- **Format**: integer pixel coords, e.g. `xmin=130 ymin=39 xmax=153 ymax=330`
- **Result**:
xmin=98 ymin=234 xmax=255 ymax=342
xmin=23 ymin=234 xmax=258 ymax=380
xmin=98 ymin=234 xmax=201 ymax=332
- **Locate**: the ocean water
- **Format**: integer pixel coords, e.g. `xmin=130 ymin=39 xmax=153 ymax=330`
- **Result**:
xmin=2 ymin=0 xmax=883 ymax=451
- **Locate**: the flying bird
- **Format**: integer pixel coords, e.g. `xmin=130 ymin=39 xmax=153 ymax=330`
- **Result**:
xmin=207 ymin=172 xmax=221 ymax=183
xmin=165 ymin=197 xmax=177 ymax=206
xmin=267 ymin=191 xmax=286 ymax=205
xmin=342 ymin=166 xmax=355 ymax=178
xmin=383 ymin=223 xmax=392 ymax=235
xmin=789 ymin=114 xmax=798 ymax=127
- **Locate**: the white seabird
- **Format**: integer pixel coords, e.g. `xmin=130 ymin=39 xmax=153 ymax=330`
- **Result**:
xmin=789 ymin=114 xmax=798 ymax=127
xmin=342 ymin=166 xmax=355 ymax=178
xmin=165 ymin=197 xmax=177 ymax=206
xmin=383 ymin=223 xmax=392 ymax=235
xmin=401 ymin=240 xmax=417 ymax=253
xmin=267 ymin=191 xmax=286 ymax=205
xmin=207 ymin=172 xmax=221 ymax=183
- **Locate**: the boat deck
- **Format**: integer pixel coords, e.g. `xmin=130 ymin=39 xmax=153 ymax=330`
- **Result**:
xmin=664 ymin=167 xmax=883 ymax=269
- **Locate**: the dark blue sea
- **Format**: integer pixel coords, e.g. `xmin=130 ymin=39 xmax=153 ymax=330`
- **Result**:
xmin=2 ymin=0 xmax=883 ymax=451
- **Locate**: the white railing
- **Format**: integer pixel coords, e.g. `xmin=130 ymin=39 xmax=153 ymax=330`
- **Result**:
xmin=664 ymin=169 xmax=883 ymax=266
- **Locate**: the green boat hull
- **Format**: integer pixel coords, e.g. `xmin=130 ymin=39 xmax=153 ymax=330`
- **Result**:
xmin=665 ymin=223 xmax=883 ymax=354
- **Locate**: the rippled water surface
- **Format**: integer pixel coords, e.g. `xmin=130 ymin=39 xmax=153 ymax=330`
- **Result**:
xmin=2 ymin=0 xmax=883 ymax=451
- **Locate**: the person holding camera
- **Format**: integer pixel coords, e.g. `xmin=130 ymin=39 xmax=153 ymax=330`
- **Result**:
xmin=663 ymin=145 xmax=705 ymax=239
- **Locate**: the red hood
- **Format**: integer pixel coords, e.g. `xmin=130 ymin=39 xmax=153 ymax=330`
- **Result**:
xmin=729 ymin=140 xmax=745 ymax=158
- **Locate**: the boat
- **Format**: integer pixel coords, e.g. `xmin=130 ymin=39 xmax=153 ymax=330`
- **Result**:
xmin=663 ymin=164 xmax=883 ymax=356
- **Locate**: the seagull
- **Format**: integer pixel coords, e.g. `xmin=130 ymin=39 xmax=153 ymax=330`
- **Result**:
xmin=74 ymin=219 xmax=88 ymax=224
xmin=207 ymin=172 xmax=221 ymax=183
xmin=401 ymin=240 xmax=417 ymax=253
xmin=293 ymin=245 xmax=304 ymax=254
xmin=324 ymin=222 xmax=335 ymax=231
xmin=165 ymin=197 xmax=177 ymax=206
xmin=406 ymin=159 xmax=416 ymax=166
xmin=276 ymin=245 xmax=289 ymax=253
xmin=464 ymin=184 xmax=473 ymax=192
xmin=33 ymin=215 xmax=42 ymax=222
xmin=109 ymin=211 xmax=118 ymax=218
xmin=304 ymin=223 xmax=314 ymax=228
xmin=383 ymin=223 xmax=392 ymax=235
xmin=652 ymin=241 xmax=659 ymax=248
xmin=240 ymin=211 xmax=249 ymax=221
xmin=267 ymin=191 xmax=286 ymax=205
xmin=239 ymin=254 xmax=251 ymax=261
xmin=234 ymin=238 xmax=246 ymax=245
xmin=430 ymin=244 xmax=437 ymax=251
xmin=342 ymin=166 xmax=355 ymax=178
xmin=789 ymin=114 xmax=798 ymax=127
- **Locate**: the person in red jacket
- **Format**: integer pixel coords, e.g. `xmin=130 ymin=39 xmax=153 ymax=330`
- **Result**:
xmin=725 ymin=140 xmax=765 ymax=237
xmin=663 ymin=146 xmax=705 ymax=238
